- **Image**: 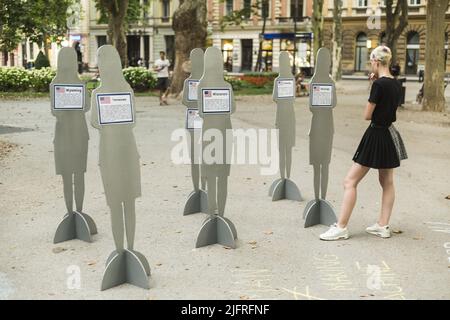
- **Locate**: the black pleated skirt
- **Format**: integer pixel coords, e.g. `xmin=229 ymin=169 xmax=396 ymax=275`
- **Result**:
xmin=352 ymin=124 xmax=407 ymax=169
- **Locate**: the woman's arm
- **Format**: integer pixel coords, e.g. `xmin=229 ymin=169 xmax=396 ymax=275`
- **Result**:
xmin=364 ymin=102 xmax=376 ymax=120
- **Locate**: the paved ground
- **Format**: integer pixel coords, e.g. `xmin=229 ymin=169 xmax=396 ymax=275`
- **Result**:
xmin=0 ymin=80 xmax=449 ymax=300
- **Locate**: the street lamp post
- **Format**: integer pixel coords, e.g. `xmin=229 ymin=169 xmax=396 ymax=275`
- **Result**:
xmin=292 ymin=0 xmax=299 ymax=75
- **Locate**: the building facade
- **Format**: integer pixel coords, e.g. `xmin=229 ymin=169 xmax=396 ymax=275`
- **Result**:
xmin=3 ymin=0 xmax=448 ymax=75
xmin=322 ymin=0 xmax=450 ymax=75
xmin=208 ymin=0 xmax=314 ymax=73
xmin=85 ymin=0 xmax=178 ymax=70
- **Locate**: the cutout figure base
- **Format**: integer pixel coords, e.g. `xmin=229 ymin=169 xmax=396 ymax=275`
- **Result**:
xmin=101 ymin=249 xmax=150 ymax=291
xmin=53 ymin=211 xmax=97 ymax=243
xmin=183 ymin=189 xmax=208 ymax=215
xmin=105 ymin=249 xmax=151 ymax=276
xmin=269 ymin=178 xmax=302 ymax=202
xmin=195 ymin=215 xmax=237 ymax=249
xmin=303 ymin=199 xmax=337 ymax=228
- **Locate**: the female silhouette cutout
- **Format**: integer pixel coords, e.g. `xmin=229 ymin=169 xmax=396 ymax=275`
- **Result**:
xmin=198 ymin=47 xmax=235 ymax=218
xmin=274 ymin=52 xmax=295 ymax=180
xmin=195 ymin=47 xmax=237 ymax=248
xmin=303 ymin=47 xmax=338 ymax=228
xmin=51 ymin=47 xmax=96 ymax=243
xmin=91 ymin=45 xmax=149 ymax=290
xmin=309 ymin=48 xmax=336 ymax=200
xmin=269 ymin=51 xmax=302 ymax=202
xmin=182 ymin=48 xmax=207 ymax=215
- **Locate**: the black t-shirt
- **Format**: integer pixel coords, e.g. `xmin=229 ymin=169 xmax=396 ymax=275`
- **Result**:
xmin=368 ymin=77 xmax=401 ymax=126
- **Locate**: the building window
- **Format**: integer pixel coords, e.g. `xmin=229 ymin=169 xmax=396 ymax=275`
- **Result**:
xmin=405 ymin=31 xmax=420 ymax=75
xmin=290 ymin=0 xmax=303 ymax=20
xmin=162 ymin=0 xmax=170 ymax=22
xmin=97 ymin=35 xmax=107 ymax=48
xmin=222 ymin=39 xmax=234 ymax=72
xmin=225 ymin=0 xmax=233 ymax=15
xmin=261 ymin=0 xmax=270 ymax=18
xmin=409 ymin=0 xmax=421 ymax=6
xmin=243 ymin=0 xmax=252 ymax=19
xmin=241 ymin=39 xmax=253 ymax=71
xmin=261 ymin=39 xmax=273 ymax=72
xmin=143 ymin=0 xmax=150 ymax=21
xmin=355 ymin=32 xmax=368 ymax=72
xmin=281 ymin=39 xmax=295 ymax=67
xmin=357 ymin=0 xmax=368 ymax=7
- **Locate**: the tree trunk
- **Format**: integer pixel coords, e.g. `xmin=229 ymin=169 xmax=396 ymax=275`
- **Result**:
xmin=385 ymin=0 xmax=408 ymax=64
xmin=43 ymin=32 xmax=49 ymax=58
xmin=255 ymin=14 xmax=267 ymax=72
xmin=171 ymin=0 xmax=207 ymax=95
xmin=102 ymin=0 xmax=129 ymax=67
xmin=112 ymin=14 xmax=128 ymax=67
xmin=107 ymin=19 xmax=114 ymax=45
xmin=422 ymin=0 xmax=447 ymax=112
xmin=331 ymin=0 xmax=342 ymax=81
xmin=312 ymin=0 xmax=324 ymax=60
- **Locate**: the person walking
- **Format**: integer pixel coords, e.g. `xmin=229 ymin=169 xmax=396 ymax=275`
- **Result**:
xmin=153 ymin=51 xmax=171 ymax=106
xmin=320 ymin=46 xmax=408 ymax=241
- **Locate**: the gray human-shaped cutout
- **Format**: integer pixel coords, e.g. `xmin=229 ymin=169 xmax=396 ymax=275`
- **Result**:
xmin=91 ymin=45 xmax=150 ymax=290
xmin=268 ymin=51 xmax=303 ymax=202
xmin=195 ymin=46 xmax=237 ymax=249
xmin=182 ymin=48 xmax=208 ymax=215
xmin=51 ymin=47 xmax=97 ymax=244
xmin=303 ymin=47 xmax=338 ymax=228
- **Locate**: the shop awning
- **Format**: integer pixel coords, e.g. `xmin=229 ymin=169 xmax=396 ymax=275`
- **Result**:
xmin=263 ymin=32 xmax=312 ymax=40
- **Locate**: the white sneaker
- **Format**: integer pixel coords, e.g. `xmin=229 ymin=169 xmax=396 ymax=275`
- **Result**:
xmin=319 ymin=223 xmax=349 ymax=241
xmin=366 ymin=223 xmax=391 ymax=238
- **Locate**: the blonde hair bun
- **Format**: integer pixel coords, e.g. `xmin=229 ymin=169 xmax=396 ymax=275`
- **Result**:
xmin=370 ymin=46 xmax=392 ymax=66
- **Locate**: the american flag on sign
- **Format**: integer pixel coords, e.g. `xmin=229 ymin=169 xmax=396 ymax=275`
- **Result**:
xmin=100 ymin=96 xmax=111 ymax=104
xmin=56 ymin=87 xmax=65 ymax=93
xmin=204 ymin=90 xmax=212 ymax=97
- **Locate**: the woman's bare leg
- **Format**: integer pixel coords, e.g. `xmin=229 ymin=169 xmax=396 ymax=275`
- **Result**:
xmin=337 ymin=163 xmax=370 ymax=228
xmin=378 ymin=169 xmax=395 ymax=226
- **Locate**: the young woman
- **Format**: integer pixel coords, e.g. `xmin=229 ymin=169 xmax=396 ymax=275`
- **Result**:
xmin=320 ymin=46 xmax=408 ymax=241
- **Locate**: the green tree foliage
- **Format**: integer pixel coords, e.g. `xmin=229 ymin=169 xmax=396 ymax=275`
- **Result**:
xmin=94 ymin=0 xmax=150 ymax=66
xmin=0 ymin=0 xmax=75 ymax=53
xmin=0 ymin=0 xmax=26 ymax=52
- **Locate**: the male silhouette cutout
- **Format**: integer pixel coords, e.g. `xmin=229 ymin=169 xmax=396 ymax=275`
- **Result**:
xmin=91 ymin=45 xmax=150 ymax=290
xmin=182 ymin=48 xmax=208 ymax=215
xmin=195 ymin=46 xmax=237 ymax=249
xmin=303 ymin=47 xmax=338 ymax=227
xmin=51 ymin=47 xmax=97 ymax=243
xmin=268 ymin=51 xmax=302 ymax=202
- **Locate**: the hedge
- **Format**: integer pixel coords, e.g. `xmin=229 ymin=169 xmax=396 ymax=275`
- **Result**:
xmin=0 ymin=67 xmax=55 ymax=92
xmin=0 ymin=66 xmax=157 ymax=93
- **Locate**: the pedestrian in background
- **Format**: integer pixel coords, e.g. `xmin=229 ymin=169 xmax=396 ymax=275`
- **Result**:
xmin=153 ymin=51 xmax=171 ymax=106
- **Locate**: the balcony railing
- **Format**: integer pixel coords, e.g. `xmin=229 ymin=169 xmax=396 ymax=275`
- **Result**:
xmin=276 ymin=16 xmax=310 ymax=24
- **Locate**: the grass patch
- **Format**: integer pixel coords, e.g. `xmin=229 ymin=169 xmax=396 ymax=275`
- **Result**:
xmin=235 ymin=87 xmax=273 ymax=96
